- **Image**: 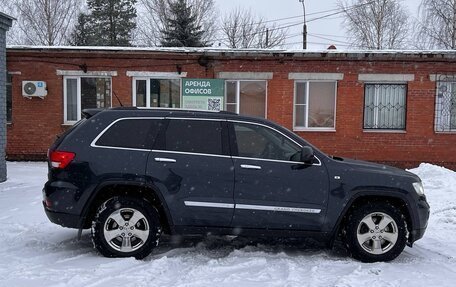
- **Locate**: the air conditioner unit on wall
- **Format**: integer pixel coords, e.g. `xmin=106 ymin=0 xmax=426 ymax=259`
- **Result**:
xmin=22 ymin=81 xmax=47 ymax=98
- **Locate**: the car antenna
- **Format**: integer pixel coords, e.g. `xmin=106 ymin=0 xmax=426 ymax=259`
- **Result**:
xmin=113 ymin=90 xmax=123 ymax=107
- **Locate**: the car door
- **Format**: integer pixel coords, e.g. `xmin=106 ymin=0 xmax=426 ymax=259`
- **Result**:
xmin=229 ymin=121 xmax=329 ymax=231
xmin=146 ymin=118 xmax=235 ymax=228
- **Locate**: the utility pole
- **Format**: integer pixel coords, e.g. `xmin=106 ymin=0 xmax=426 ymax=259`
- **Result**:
xmin=299 ymin=0 xmax=307 ymax=49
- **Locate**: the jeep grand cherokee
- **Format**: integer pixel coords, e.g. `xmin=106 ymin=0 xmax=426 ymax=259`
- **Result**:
xmin=43 ymin=108 xmax=429 ymax=262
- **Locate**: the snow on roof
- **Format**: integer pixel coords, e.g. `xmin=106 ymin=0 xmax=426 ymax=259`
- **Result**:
xmin=6 ymin=45 xmax=456 ymax=57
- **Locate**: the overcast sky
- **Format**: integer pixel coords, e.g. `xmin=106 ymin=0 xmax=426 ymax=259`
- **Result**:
xmin=214 ymin=0 xmax=421 ymax=50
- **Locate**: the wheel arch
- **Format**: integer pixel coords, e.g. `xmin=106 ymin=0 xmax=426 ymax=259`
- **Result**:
xmin=330 ymin=192 xmax=414 ymax=246
xmin=79 ymin=181 xmax=173 ymax=234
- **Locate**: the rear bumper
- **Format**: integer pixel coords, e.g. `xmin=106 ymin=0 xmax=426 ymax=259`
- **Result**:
xmin=43 ymin=203 xmax=80 ymax=229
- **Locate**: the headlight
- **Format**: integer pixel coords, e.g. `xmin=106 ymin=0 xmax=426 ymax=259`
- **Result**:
xmin=412 ymin=182 xmax=425 ymax=196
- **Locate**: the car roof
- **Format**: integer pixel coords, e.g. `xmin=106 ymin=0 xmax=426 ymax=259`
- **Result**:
xmin=84 ymin=107 xmax=268 ymax=123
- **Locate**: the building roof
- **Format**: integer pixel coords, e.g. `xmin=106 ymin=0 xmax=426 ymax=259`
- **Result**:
xmin=6 ymin=45 xmax=456 ymax=60
xmin=0 ymin=11 xmax=16 ymax=21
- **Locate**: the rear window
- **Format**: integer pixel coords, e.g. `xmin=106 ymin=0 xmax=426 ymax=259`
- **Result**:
xmin=164 ymin=119 xmax=223 ymax=155
xmin=96 ymin=119 xmax=163 ymax=149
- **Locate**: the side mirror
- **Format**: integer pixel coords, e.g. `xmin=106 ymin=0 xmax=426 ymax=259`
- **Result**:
xmin=300 ymin=146 xmax=314 ymax=163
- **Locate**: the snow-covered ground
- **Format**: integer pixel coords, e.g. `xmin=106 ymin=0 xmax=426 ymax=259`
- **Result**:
xmin=0 ymin=162 xmax=455 ymax=287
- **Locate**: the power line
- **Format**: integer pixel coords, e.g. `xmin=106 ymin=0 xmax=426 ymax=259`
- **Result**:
xmin=283 ymin=40 xmax=354 ymax=48
xmin=217 ymin=5 xmax=367 ymax=31
xmin=310 ymin=32 xmax=350 ymax=39
xmin=138 ymin=1 xmax=377 ymax=48
xmin=307 ymin=33 xmax=352 ymax=45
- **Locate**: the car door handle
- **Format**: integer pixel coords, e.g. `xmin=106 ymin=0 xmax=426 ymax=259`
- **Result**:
xmin=154 ymin=157 xmax=177 ymax=163
xmin=240 ymin=164 xmax=262 ymax=170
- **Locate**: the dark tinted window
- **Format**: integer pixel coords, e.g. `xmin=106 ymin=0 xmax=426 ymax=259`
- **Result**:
xmin=165 ymin=120 xmax=223 ymax=155
xmin=233 ymin=123 xmax=301 ymax=161
xmin=96 ymin=119 xmax=162 ymax=149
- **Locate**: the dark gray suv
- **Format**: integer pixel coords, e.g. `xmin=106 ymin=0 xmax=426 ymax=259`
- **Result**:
xmin=43 ymin=107 xmax=429 ymax=262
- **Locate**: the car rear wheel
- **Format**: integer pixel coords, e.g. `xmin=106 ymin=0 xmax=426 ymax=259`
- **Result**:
xmin=91 ymin=196 xmax=161 ymax=259
xmin=344 ymin=202 xmax=407 ymax=262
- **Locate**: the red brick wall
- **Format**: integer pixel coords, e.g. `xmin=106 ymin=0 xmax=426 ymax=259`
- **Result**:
xmin=6 ymin=49 xmax=456 ymax=170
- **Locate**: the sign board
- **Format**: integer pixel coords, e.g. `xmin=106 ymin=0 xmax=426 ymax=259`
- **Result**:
xmin=182 ymin=79 xmax=224 ymax=111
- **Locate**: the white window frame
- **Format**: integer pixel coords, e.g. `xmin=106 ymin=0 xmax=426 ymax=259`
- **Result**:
xmin=132 ymin=77 xmax=182 ymax=108
xmin=224 ymin=80 xmax=268 ymax=118
xmin=293 ymin=80 xmax=337 ymax=132
xmin=63 ymin=76 xmax=112 ymax=124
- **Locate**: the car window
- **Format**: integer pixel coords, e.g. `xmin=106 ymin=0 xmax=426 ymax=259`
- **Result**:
xmin=96 ymin=119 xmax=162 ymax=149
xmin=165 ymin=119 xmax=223 ymax=155
xmin=233 ymin=122 xmax=301 ymax=161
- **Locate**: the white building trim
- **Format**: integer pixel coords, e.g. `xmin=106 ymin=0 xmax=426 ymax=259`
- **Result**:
xmin=358 ymin=73 xmax=414 ymax=82
xmin=126 ymin=71 xmax=187 ymax=78
xmin=217 ymin=72 xmax=273 ymax=80
xmin=56 ymin=70 xmax=118 ymax=77
xmin=288 ymin=72 xmax=344 ymax=81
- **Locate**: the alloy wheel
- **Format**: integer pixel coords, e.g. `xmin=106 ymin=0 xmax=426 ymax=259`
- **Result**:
xmin=103 ymin=208 xmax=150 ymax=253
xmin=356 ymin=212 xmax=399 ymax=255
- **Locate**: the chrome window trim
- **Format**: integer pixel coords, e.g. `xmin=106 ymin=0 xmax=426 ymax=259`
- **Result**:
xmin=152 ymin=149 xmax=231 ymax=158
xmin=232 ymin=156 xmax=320 ymax=166
xmin=91 ymin=145 xmax=151 ymax=152
xmin=228 ymin=119 xmax=322 ymax=166
xmin=90 ymin=117 xmax=164 ymax=150
xmin=228 ymin=119 xmax=302 ymax=147
xmin=90 ymin=117 xmax=323 ymax=166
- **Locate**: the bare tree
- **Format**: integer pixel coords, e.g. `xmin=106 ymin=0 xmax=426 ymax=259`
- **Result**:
xmin=0 ymin=0 xmax=24 ymax=44
xmin=414 ymin=0 xmax=456 ymax=49
xmin=15 ymin=0 xmax=82 ymax=46
xmin=220 ymin=7 xmax=287 ymax=49
xmin=136 ymin=0 xmax=217 ymax=46
xmin=338 ymin=0 xmax=409 ymax=49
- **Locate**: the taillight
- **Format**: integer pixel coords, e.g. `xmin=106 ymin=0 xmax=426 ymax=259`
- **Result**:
xmin=49 ymin=151 xmax=75 ymax=169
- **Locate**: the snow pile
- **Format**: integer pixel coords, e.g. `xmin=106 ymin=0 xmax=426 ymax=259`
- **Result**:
xmin=0 ymin=162 xmax=455 ymax=287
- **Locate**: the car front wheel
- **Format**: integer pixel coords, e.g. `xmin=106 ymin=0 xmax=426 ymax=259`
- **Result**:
xmin=344 ymin=202 xmax=408 ymax=262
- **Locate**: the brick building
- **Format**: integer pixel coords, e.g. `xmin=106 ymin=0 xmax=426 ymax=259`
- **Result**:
xmin=5 ymin=47 xmax=456 ymax=169
xmin=0 ymin=12 xmax=13 ymax=182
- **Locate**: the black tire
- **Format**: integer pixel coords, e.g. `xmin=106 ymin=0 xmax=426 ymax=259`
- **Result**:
xmin=91 ymin=196 xmax=161 ymax=259
xmin=344 ymin=202 xmax=407 ymax=263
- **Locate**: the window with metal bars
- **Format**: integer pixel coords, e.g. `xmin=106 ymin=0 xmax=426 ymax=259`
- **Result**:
xmin=363 ymin=84 xmax=407 ymax=130
xmin=435 ymin=80 xmax=456 ymax=132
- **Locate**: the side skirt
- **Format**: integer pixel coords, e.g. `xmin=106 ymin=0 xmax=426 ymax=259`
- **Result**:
xmin=172 ymin=226 xmax=332 ymax=246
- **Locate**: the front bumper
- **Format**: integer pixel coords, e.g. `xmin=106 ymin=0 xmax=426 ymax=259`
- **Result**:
xmin=409 ymin=196 xmax=430 ymax=244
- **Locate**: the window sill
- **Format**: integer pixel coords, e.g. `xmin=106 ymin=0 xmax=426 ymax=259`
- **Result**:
xmin=363 ymin=129 xmax=406 ymax=134
xmin=434 ymin=131 xmax=456 ymax=134
xmin=293 ymin=128 xmax=336 ymax=132
xmin=62 ymin=123 xmax=75 ymax=126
